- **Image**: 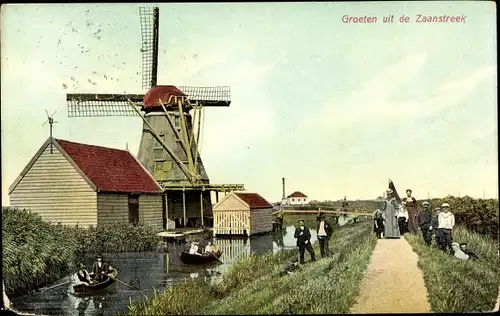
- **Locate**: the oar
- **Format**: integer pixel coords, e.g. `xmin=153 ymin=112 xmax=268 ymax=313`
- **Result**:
xmin=39 ymin=280 xmax=71 ymax=292
xmin=207 ymin=251 xmax=224 ymax=264
xmin=106 ymin=274 xmax=140 ymax=290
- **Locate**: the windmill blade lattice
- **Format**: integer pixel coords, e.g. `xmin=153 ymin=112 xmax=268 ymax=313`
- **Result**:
xmin=139 ymin=7 xmax=159 ymax=90
xmin=66 ymin=94 xmax=143 ymax=117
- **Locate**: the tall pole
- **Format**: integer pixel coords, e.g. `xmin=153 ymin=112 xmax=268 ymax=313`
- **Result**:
xmin=182 ymin=189 xmax=187 ymax=228
xmin=49 ymin=118 xmax=53 ymax=154
xmin=200 ymin=190 xmax=204 ymax=227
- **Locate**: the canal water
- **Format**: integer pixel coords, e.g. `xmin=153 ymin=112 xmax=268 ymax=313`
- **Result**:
xmin=10 ymin=217 xmax=352 ymax=316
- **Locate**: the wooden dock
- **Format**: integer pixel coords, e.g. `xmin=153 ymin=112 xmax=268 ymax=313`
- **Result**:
xmin=157 ymin=228 xmax=212 ymax=244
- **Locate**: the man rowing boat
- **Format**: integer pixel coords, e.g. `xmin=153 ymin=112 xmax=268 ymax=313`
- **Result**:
xmin=91 ymin=254 xmax=118 ymax=283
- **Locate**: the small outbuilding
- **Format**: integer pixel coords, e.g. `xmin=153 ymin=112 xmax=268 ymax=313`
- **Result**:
xmin=8 ymin=137 xmax=164 ymax=229
xmin=212 ymin=192 xmax=273 ymax=236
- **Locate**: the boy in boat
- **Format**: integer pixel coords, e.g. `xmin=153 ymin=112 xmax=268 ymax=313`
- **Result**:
xmin=91 ymin=254 xmax=117 ymax=283
xmin=73 ymin=263 xmax=95 ymax=286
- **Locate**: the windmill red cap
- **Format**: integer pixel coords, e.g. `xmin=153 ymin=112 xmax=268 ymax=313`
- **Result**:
xmin=143 ymin=85 xmax=187 ymax=110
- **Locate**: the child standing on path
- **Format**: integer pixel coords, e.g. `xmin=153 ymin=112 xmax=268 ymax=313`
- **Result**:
xmin=437 ymin=203 xmax=455 ymax=253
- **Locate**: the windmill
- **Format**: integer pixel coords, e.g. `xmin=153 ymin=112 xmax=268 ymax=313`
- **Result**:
xmin=65 ymin=6 xmax=244 ymax=229
xmin=43 ymin=110 xmax=58 ymax=154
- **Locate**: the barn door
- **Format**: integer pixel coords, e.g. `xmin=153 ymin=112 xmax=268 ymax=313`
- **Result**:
xmin=128 ymin=195 xmax=139 ymax=226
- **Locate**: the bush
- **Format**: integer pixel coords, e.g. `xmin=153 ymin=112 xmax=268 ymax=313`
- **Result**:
xmin=2 ymin=208 xmax=78 ymax=296
xmin=405 ymin=227 xmax=499 ymax=312
xmin=417 ymin=196 xmax=499 ymax=239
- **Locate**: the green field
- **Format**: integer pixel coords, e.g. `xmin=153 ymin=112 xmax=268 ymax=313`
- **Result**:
xmin=406 ymin=226 xmax=499 ymax=312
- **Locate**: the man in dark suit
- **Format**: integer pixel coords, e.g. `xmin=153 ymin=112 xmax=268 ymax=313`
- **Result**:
xmin=294 ymin=219 xmax=316 ymax=264
xmin=316 ymin=212 xmax=334 ymax=258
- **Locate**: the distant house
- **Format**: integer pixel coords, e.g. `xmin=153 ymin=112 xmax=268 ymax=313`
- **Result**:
xmin=8 ymin=137 xmax=164 ymax=229
xmin=286 ymin=191 xmax=308 ymax=205
xmin=213 ymin=192 xmax=273 ymax=236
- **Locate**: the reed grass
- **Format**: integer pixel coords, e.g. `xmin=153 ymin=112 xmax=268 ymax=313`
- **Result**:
xmin=2 ymin=207 xmax=161 ymax=297
xmin=405 ymin=226 xmax=499 ymax=312
xmin=124 ymin=221 xmax=376 ymax=315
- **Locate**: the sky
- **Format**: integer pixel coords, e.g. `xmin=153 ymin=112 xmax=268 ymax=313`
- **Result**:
xmin=1 ymin=2 xmax=497 ymax=205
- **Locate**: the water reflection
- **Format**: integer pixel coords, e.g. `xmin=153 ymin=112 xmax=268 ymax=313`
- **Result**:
xmin=8 ymin=222 xmax=351 ymax=316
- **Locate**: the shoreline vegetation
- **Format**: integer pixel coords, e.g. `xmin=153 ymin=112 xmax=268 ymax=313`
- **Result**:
xmin=2 ymin=207 xmax=160 ymax=297
xmin=124 ymin=220 xmax=377 ymax=315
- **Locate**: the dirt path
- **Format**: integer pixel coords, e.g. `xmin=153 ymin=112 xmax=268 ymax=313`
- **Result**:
xmin=350 ymin=238 xmax=432 ymax=314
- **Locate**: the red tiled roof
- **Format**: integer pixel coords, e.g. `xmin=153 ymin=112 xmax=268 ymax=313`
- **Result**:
xmin=143 ymin=85 xmax=187 ymax=110
xmin=235 ymin=193 xmax=272 ymax=209
xmin=56 ymin=139 xmax=161 ymax=194
xmin=287 ymin=191 xmax=307 ymax=198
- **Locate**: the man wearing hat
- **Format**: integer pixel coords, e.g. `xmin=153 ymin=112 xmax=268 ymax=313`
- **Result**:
xmin=294 ymin=219 xmax=316 ymax=264
xmin=316 ymin=212 xmax=334 ymax=258
xmin=418 ymin=201 xmax=433 ymax=246
xmin=437 ymin=203 xmax=455 ymax=253
xmin=91 ymin=254 xmax=117 ymax=283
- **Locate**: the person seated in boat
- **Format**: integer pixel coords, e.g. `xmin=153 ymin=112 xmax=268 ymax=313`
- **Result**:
xmin=91 ymin=254 xmax=116 ymax=282
xmin=189 ymin=242 xmax=201 ymax=255
xmin=73 ymin=263 xmax=94 ymax=286
xmin=204 ymin=241 xmax=214 ymax=254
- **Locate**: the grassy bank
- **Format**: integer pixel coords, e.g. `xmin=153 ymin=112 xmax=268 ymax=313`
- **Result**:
xmin=405 ymin=226 xmax=499 ymax=312
xmin=2 ymin=207 xmax=161 ymax=297
xmin=125 ymin=221 xmax=377 ymax=315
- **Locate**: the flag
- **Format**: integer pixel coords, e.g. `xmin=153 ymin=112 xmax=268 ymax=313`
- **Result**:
xmin=388 ymin=178 xmax=402 ymax=203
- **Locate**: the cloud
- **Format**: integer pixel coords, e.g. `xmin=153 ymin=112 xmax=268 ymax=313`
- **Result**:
xmin=311 ymin=53 xmax=495 ymax=134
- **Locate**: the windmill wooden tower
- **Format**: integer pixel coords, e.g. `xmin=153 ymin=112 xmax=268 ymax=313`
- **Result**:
xmin=66 ymin=7 xmax=244 ymax=229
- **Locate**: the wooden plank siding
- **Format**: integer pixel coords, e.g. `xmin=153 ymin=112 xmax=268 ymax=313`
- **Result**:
xmin=9 ymin=145 xmax=97 ymax=227
xmin=138 ymin=194 xmax=163 ymax=229
xmin=249 ymin=208 xmax=273 ymax=235
xmin=96 ymin=193 xmax=128 ymax=225
xmin=96 ymin=194 xmax=163 ymax=229
xmin=213 ymin=194 xmax=249 ymax=235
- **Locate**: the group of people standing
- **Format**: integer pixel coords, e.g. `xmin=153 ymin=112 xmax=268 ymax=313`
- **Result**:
xmin=293 ymin=212 xmax=334 ymax=264
xmin=374 ymin=188 xmax=463 ymax=255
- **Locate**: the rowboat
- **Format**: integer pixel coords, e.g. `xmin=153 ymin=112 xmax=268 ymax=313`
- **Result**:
xmin=180 ymin=251 xmax=222 ymax=265
xmin=73 ymin=270 xmax=118 ymax=295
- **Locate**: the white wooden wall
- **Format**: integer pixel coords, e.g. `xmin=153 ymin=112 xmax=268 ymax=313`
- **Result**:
xmin=213 ymin=210 xmax=250 ymax=235
xmin=9 ymin=145 xmax=97 ymax=227
xmin=213 ymin=194 xmax=249 ymax=235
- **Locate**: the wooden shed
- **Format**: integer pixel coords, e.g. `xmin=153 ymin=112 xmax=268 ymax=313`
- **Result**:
xmin=212 ymin=192 xmax=273 ymax=236
xmin=8 ymin=137 xmax=165 ymax=229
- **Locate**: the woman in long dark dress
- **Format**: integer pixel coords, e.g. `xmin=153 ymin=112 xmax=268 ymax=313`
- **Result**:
xmin=373 ymin=209 xmax=385 ymax=239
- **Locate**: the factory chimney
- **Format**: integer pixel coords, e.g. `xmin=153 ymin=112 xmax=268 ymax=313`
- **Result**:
xmin=282 ymin=177 xmax=286 ymax=200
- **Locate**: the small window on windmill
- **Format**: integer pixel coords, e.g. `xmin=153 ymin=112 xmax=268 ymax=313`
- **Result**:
xmin=174 ymin=115 xmax=180 ymax=128
xmin=153 ymin=134 xmax=165 ymax=149
xmin=154 ymin=160 xmax=166 ymax=181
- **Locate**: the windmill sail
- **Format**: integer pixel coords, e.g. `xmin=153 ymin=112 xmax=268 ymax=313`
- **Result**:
xmin=388 ymin=179 xmax=402 ymax=203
